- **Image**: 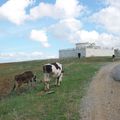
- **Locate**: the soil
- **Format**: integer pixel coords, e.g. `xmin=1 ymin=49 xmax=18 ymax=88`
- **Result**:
xmin=80 ymin=62 xmax=120 ymax=120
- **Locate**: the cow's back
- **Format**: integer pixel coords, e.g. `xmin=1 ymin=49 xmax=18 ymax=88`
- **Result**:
xmin=15 ymin=71 xmax=34 ymax=83
xmin=24 ymin=71 xmax=34 ymax=79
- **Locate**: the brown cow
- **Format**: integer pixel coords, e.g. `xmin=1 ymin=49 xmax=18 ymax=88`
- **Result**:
xmin=12 ymin=71 xmax=36 ymax=91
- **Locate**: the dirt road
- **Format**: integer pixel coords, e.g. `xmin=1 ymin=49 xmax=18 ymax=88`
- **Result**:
xmin=80 ymin=62 xmax=120 ymax=120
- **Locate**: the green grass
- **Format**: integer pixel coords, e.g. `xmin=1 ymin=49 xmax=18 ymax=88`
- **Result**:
xmin=0 ymin=57 xmax=112 ymax=120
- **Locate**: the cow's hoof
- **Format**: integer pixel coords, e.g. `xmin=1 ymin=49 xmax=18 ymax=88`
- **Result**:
xmin=57 ymin=84 xmax=60 ymax=86
xmin=44 ymin=89 xmax=49 ymax=92
xmin=54 ymin=84 xmax=57 ymax=86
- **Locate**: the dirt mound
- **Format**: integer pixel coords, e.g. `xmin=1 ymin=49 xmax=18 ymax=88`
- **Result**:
xmin=0 ymin=76 xmax=13 ymax=98
xmin=80 ymin=62 xmax=120 ymax=120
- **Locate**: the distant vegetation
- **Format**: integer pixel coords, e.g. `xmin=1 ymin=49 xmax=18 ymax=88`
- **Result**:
xmin=0 ymin=57 xmax=113 ymax=120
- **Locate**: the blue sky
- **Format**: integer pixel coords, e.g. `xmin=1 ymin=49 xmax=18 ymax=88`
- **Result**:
xmin=0 ymin=0 xmax=120 ymax=63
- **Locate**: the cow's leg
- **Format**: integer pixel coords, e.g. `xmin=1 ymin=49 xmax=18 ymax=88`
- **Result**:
xmin=17 ymin=82 xmax=22 ymax=91
xmin=12 ymin=81 xmax=18 ymax=91
xmin=44 ymin=81 xmax=50 ymax=91
xmin=31 ymin=78 xmax=34 ymax=87
xmin=27 ymin=80 xmax=32 ymax=89
xmin=55 ymin=78 xmax=59 ymax=86
xmin=44 ymin=73 xmax=50 ymax=91
xmin=57 ymin=73 xmax=63 ymax=86
xmin=32 ymin=75 xmax=37 ymax=87
xmin=30 ymin=78 xmax=33 ymax=87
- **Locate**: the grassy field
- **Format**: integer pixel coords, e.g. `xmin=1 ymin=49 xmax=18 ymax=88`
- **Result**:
xmin=0 ymin=57 xmax=112 ymax=120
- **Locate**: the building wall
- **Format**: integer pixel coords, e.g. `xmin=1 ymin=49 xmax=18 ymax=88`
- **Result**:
xmin=76 ymin=43 xmax=90 ymax=49
xmin=59 ymin=45 xmax=114 ymax=59
xmin=86 ymin=48 xmax=114 ymax=57
xmin=59 ymin=48 xmax=86 ymax=58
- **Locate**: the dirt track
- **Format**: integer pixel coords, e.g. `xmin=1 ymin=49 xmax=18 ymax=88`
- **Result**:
xmin=80 ymin=62 xmax=120 ymax=120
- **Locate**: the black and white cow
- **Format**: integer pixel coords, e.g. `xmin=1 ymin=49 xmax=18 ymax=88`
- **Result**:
xmin=43 ymin=62 xmax=64 ymax=91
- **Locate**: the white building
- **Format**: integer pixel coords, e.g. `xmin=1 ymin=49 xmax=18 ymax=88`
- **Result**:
xmin=59 ymin=42 xmax=114 ymax=58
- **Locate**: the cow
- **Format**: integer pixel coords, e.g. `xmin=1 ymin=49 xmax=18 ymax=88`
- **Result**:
xmin=12 ymin=71 xmax=36 ymax=91
xmin=43 ymin=62 xmax=64 ymax=91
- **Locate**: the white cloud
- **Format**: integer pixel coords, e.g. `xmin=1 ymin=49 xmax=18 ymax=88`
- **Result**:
xmin=55 ymin=0 xmax=83 ymax=19
xmin=76 ymin=30 xmax=120 ymax=48
xmin=91 ymin=0 xmax=120 ymax=34
xmin=29 ymin=0 xmax=84 ymax=20
xmin=105 ymin=0 xmax=120 ymax=8
xmin=97 ymin=33 xmax=120 ymax=48
xmin=49 ymin=18 xmax=120 ymax=48
xmin=0 ymin=51 xmax=57 ymax=63
xmin=0 ymin=0 xmax=84 ymax=24
xmin=0 ymin=51 xmax=43 ymax=60
xmin=0 ymin=0 xmax=33 ymax=25
xmin=76 ymin=30 xmax=99 ymax=43
xmin=30 ymin=29 xmax=50 ymax=48
xmin=49 ymin=18 xmax=82 ymax=42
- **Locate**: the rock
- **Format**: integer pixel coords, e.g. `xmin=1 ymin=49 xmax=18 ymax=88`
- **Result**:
xmin=111 ymin=64 xmax=120 ymax=81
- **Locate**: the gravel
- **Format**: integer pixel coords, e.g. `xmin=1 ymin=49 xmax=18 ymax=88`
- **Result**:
xmin=80 ymin=62 xmax=120 ymax=120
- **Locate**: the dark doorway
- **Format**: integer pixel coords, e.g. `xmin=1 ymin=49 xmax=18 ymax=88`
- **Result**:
xmin=78 ymin=53 xmax=81 ymax=59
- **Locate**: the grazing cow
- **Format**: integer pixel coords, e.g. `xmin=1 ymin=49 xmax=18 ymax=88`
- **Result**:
xmin=13 ymin=71 xmax=36 ymax=91
xmin=43 ymin=62 xmax=64 ymax=91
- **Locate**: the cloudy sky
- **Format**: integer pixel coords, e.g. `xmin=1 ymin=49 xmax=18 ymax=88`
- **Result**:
xmin=0 ymin=0 xmax=120 ymax=63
